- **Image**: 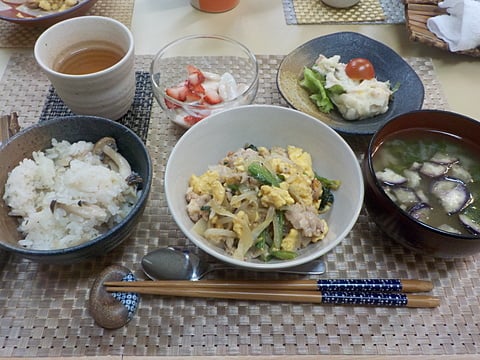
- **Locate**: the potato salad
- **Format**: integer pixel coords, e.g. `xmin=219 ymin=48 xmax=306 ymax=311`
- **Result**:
xmin=300 ymin=54 xmax=396 ymax=121
xmin=185 ymin=144 xmax=340 ymax=262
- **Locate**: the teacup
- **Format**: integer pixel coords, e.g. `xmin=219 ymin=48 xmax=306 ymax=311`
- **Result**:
xmin=34 ymin=16 xmax=135 ymax=120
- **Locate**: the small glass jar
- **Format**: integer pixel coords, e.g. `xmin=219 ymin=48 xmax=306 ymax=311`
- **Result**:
xmin=190 ymin=0 xmax=239 ymax=13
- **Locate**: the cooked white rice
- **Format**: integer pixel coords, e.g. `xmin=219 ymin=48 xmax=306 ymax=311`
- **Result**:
xmin=3 ymin=138 xmax=138 ymax=250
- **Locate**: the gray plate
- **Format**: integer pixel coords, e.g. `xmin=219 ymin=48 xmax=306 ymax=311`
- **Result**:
xmin=277 ymin=32 xmax=425 ymax=135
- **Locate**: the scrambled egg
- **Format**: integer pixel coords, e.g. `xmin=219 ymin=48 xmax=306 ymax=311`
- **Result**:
xmin=313 ymin=55 xmax=392 ymax=121
xmin=281 ymin=229 xmax=300 ymax=251
xmin=286 ymin=174 xmax=314 ymax=206
xmin=260 ymin=185 xmax=295 ymax=208
xmin=287 ymin=146 xmax=315 ymax=178
xmin=189 ymin=170 xmax=225 ymax=204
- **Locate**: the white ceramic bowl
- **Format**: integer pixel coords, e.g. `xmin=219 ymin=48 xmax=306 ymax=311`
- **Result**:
xmin=150 ymin=34 xmax=259 ymax=128
xmin=34 ymin=16 xmax=135 ymax=120
xmin=165 ymin=105 xmax=364 ymax=270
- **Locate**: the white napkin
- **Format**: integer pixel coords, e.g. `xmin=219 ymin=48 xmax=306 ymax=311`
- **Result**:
xmin=426 ymin=0 xmax=480 ymax=52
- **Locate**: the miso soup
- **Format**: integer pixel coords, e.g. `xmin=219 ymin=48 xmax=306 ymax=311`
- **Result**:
xmin=373 ymin=129 xmax=480 ymax=236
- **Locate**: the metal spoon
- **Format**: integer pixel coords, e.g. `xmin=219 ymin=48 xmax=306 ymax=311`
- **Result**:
xmin=141 ymin=247 xmax=326 ymax=281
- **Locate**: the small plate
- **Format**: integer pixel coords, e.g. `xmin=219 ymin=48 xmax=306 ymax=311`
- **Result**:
xmin=277 ymin=32 xmax=425 ymax=135
xmin=0 ymin=0 xmax=97 ymax=27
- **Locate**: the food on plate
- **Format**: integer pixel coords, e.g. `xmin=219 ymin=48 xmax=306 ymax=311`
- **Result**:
xmin=164 ymin=65 xmax=248 ymax=126
xmin=3 ymin=137 xmax=143 ymax=250
xmin=373 ymin=129 xmax=480 ymax=235
xmin=2 ymin=0 xmax=79 ymax=17
xmin=345 ymin=58 xmax=375 ymax=80
xmin=25 ymin=0 xmax=78 ymax=11
xmin=185 ymin=144 xmax=340 ymax=261
xmin=300 ymin=54 xmax=398 ymax=121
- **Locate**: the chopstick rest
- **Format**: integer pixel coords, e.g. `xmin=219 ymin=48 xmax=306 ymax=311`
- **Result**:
xmin=104 ymin=278 xmax=434 ymax=293
xmin=89 ymin=265 xmax=140 ymax=329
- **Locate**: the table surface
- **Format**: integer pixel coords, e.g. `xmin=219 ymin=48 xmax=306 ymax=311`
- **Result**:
xmin=1 ymin=0 xmax=478 ymax=120
xmin=1 ymin=1 xmax=480 ymax=359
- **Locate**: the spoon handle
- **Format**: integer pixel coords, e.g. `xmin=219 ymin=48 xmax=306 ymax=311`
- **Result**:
xmin=206 ymin=259 xmax=326 ymax=277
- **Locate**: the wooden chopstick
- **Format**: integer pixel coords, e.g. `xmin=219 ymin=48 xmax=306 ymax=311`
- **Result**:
xmin=104 ymin=278 xmax=434 ymax=293
xmin=104 ymin=286 xmax=439 ymax=308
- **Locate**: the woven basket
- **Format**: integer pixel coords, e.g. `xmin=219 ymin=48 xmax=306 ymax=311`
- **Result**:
xmin=405 ymin=0 xmax=480 ymax=57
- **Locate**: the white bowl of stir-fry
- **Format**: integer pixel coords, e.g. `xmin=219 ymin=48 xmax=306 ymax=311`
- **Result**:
xmin=165 ymin=105 xmax=364 ymax=270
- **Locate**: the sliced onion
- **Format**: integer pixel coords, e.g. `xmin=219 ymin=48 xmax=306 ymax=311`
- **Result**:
xmin=420 ymin=161 xmax=449 ymax=178
xmin=403 ymin=169 xmax=421 ymax=188
xmin=438 ymin=224 xmax=462 ymax=234
xmin=375 ymin=168 xmax=407 ymax=186
xmin=449 ymin=164 xmax=473 ymax=183
xmin=408 ymin=202 xmax=432 ymax=222
xmin=459 ymin=213 xmax=480 ymax=235
xmin=430 ymin=152 xmax=459 ymax=165
xmin=392 ymin=186 xmax=420 ymax=205
xmin=431 ymin=177 xmax=472 ymax=214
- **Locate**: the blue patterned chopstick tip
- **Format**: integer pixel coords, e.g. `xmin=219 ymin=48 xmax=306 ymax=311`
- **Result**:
xmin=321 ymin=291 xmax=408 ymax=307
xmin=111 ymin=272 xmax=140 ymax=321
xmin=316 ymin=279 xmax=403 ymax=293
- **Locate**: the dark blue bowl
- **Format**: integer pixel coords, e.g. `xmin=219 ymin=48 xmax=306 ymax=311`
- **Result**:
xmin=0 ymin=116 xmax=152 ymax=264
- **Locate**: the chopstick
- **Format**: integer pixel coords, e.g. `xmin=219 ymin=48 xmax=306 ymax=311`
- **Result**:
xmin=104 ymin=286 xmax=439 ymax=308
xmin=104 ymin=278 xmax=439 ymax=308
xmin=104 ymin=278 xmax=434 ymax=293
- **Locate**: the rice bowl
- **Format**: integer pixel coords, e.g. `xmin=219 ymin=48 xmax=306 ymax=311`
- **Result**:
xmin=0 ymin=116 xmax=152 ymax=263
xmin=4 ymin=138 xmax=141 ymax=250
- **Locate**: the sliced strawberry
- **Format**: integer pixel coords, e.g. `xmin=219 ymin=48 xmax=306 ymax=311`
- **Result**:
xmin=187 ymin=64 xmax=205 ymax=81
xmin=188 ymin=82 xmax=206 ymax=95
xmin=185 ymin=89 xmax=202 ymax=102
xmin=166 ymin=85 xmax=188 ymax=101
xmin=186 ymin=65 xmax=206 ymax=86
xmin=203 ymin=89 xmax=222 ymax=105
xmin=164 ymin=98 xmax=180 ymax=109
xmin=184 ymin=115 xmax=205 ymax=126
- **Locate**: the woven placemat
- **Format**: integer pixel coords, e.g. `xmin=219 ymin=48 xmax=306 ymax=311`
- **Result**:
xmin=282 ymin=0 xmax=405 ymax=24
xmin=0 ymin=0 xmax=134 ymax=48
xmin=1 ymin=54 xmax=480 ymax=358
xmin=39 ymin=71 xmax=153 ymax=142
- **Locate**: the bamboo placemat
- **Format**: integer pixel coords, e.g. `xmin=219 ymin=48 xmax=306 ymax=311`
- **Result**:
xmin=282 ymin=0 xmax=406 ymax=24
xmin=0 ymin=0 xmax=134 ymax=48
xmin=1 ymin=54 xmax=480 ymax=357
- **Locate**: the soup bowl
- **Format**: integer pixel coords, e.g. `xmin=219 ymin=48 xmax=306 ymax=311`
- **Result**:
xmin=363 ymin=109 xmax=480 ymax=258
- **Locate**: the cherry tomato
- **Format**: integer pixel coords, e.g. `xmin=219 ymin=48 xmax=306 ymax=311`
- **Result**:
xmin=345 ymin=58 xmax=375 ymax=80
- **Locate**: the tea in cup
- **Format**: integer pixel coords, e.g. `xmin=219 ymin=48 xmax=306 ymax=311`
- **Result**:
xmin=34 ymin=16 xmax=135 ymax=120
